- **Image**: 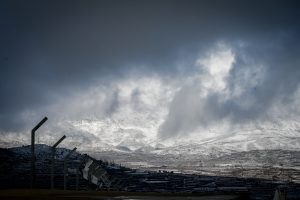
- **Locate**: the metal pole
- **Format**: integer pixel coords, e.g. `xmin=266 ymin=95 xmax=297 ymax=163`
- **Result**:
xmin=76 ymin=168 xmax=79 ymax=191
xmin=31 ymin=117 xmax=48 ymax=188
xmin=31 ymin=129 xmax=35 ymax=188
xmin=64 ymin=147 xmax=77 ymax=190
xmin=51 ymin=135 xmax=66 ymax=189
xmin=51 ymin=147 xmax=55 ymax=189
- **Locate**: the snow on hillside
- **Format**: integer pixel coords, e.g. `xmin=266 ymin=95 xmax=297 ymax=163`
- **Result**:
xmin=2 ymin=117 xmax=299 ymax=161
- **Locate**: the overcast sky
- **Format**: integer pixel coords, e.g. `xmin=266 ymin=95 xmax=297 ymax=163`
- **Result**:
xmin=0 ymin=0 xmax=300 ymax=145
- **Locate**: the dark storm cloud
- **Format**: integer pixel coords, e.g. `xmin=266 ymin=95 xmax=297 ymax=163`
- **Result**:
xmin=0 ymin=0 xmax=300 ymax=133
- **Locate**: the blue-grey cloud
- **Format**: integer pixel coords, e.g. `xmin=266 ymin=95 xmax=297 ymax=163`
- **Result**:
xmin=0 ymin=0 xmax=299 ymax=140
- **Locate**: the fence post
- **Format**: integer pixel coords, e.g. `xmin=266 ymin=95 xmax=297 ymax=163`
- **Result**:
xmin=31 ymin=117 xmax=48 ymax=188
xmin=64 ymin=147 xmax=77 ymax=190
xmin=51 ymin=135 xmax=66 ymax=189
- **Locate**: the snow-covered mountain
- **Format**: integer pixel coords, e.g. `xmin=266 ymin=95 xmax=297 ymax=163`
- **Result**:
xmin=69 ymin=118 xmax=300 ymax=155
xmin=1 ymin=46 xmax=300 ymax=168
xmin=2 ymin=117 xmax=299 ymax=159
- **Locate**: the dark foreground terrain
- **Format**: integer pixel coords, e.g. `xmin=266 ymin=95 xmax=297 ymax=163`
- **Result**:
xmin=0 ymin=189 xmax=244 ymax=200
xmin=0 ymin=145 xmax=300 ymax=200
